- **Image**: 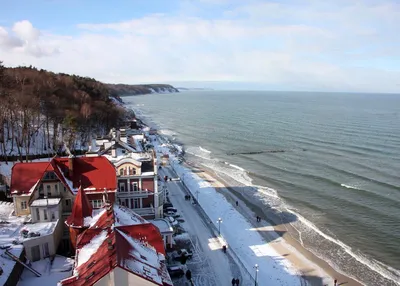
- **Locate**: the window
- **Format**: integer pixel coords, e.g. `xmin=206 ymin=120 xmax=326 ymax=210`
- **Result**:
xmin=65 ymin=199 xmax=70 ymax=206
xmin=132 ymin=182 xmax=138 ymax=192
xmin=46 ymin=185 xmax=51 ymax=196
xmin=134 ymin=198 xmax=140 ymax=208
xmin=90 ymin=200 xmax=103 ymax=208
xmin=125 ymin=199 xmax=129 ymax=208
xmin=64 ymin=186 xmax=66 ymax=192
xmin=119 ymin=183 xmax=125 ymax=192
xmin=119 ymin=169 xmax=124 ymax=176
xmin=51 ymin=212 xmax=56 ymax=220
xmin=21 ymin=201 xmax=27 ymax=210
xmin=36 ymin=208 xmax=40 ymax=220
xmin=43 ymin=209 xmax=48 ymax=220
xmin=54 ymin=184 xmax=58 ymax=193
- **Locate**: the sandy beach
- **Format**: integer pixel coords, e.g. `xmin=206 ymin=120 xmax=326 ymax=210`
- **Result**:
xmin=182 ymin=160 xmax=362 ymax=286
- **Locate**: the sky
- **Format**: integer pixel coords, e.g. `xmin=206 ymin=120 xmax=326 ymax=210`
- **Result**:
xmin=0 ymin=0 xmax=399 ymax=92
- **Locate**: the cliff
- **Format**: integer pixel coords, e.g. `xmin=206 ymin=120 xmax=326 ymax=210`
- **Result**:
xmin=106 ymin=83 xmax=179 ymax=96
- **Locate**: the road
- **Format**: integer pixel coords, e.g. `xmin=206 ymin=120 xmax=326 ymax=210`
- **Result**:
xmin=160 ymin=166 xmax=244 ymax=286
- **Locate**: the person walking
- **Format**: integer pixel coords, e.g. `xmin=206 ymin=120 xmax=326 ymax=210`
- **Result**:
xmin=235 ymin=278 xmax=240 ymax=285
xmin=235 ymin=201 xmax=238 ymax=207
xmin=334 ymin=279 xmax=338 ymax=286
xmin=231 ymin=278 xmax=236 ymax=285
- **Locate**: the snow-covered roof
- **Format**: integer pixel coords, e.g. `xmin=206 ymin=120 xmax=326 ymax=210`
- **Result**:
xmin=59 ymin=219 xmax=172 ymax=286
xmin=31 ymin=198 xmax=61 ymax=207
xmin=141 ymin=171 xmax=155 ymax=176
xmin=76 ymin=230 xmax=108 ymax=268
xmin=150 ymin=219 xmax=173 ymax=234
xmin=19 ymin=220 xmax=59 ymax=241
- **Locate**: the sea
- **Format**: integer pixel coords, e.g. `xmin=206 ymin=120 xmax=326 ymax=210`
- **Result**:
xmin=124 ymin=91 xmax=400 ymax=286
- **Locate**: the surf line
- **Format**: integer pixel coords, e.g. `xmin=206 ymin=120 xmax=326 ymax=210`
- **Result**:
xmin=227 ymin=149 xmax=307 ymax=156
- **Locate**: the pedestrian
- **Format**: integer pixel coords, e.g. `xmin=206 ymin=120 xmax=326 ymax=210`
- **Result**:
xmin=235 ymin=200 xmax=238 ymax=207
xmin=235 ymin=278 xmax=240 ymax=285
xmin=185 ymin=269 xmax=192 ymax=281
xmin=334 ymin=279 xmax=338 ymax=286
xmin=231 ymin=278 xmax=236 ymax=286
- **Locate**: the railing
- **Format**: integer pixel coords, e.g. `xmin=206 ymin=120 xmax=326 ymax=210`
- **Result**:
xmin=133 ymin=207 xmax=154 ymax=216
xmin=117 ymin=190 xmax=152 ymax=197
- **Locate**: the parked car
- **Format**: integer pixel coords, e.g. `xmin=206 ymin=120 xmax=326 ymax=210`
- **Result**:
xmin=172 ymin=249 xmax=193 ymax=261
xmin=165 ymin=207 xmax=177 ymax=213
xmin=164 ymin=202 xmax=174 ymax=209
xmin=164 ymin=211 xmax=176 ymax=217
xmin=177 ymin=218 xmax=185 ymax=223
xmin=167 ymin=265 xmax=185 ymax=278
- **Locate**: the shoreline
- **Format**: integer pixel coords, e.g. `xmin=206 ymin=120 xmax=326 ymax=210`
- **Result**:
xmin=181 ymin=159 xmax=362 ymax=286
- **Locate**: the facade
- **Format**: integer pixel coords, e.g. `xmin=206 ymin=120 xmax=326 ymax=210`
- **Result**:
xmin=60 ymin=192 xmax=173 ymax=286
xmin=9 ymin=155 xmax=117 ymax=251
xmin=87 ymin=131 xmax=163 ymax=220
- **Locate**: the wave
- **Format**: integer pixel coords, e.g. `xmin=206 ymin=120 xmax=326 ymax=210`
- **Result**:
xmin=199 ymin=146 xmax=211 ymax=153
xmin=187 ymin=150 xmax=400 ymax=285
xmin=341 ymin=183 xmax=360 ymax=190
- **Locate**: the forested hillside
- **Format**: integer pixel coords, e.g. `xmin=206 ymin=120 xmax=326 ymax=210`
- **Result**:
xmin=107 ymin=83 xmax=179 ymax=96
xmin=0 ymin=62 xmax=126 ymax=162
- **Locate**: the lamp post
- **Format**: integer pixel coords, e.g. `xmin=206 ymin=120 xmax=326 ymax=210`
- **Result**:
xmin=217 ymin=217 xmax=223 ymax=235
xmin=254 ymin=264 xmax=259 ymax=286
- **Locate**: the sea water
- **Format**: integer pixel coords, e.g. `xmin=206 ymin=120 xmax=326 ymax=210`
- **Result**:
xmin=125 ymin=91 xmax=400 ymax=285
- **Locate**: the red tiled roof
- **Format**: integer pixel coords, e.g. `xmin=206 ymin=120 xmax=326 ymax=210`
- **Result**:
xmin=66 ymin=187 xmax=93 ymax=227
xmin=10 ymin=161 xmax=53 ymax=195
xmin=59 ymin=224 xmax=172 ymax=286
xmin=60 ymin=204 xmax=172 ymax=286
xmin=54 ymin=156 xmax=116 ymax=192
xmin=9 ymin=156 xmax=117 ymax=195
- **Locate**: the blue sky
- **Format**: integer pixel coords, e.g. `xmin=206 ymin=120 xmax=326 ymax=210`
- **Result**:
xmin=0 ymin=0 xmax=399 ymax=92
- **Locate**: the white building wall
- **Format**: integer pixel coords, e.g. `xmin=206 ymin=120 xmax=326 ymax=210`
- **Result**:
xmin=94 ymin=267 xmax=157 ymax=286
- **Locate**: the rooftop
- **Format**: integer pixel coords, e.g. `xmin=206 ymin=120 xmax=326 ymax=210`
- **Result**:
xmin=31 ymin=198 xmax=61 ymax=207
xmin=149 ymin=219 xmax=174 ymax=234
xmin=10 ymin=156 xmax=117 ymax=196
xmin=59 ymin=205 xmax=172 ymax=286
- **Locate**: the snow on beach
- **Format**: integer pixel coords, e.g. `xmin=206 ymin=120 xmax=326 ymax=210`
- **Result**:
xmin=154 ymin=137 xmax=302 ymax=285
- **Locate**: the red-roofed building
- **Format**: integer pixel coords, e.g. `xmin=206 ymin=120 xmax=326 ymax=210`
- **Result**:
xmin=10 ymin=155 xmax=117 ymax=252
xmin=59 ymin=204 xmax=173 ymax=286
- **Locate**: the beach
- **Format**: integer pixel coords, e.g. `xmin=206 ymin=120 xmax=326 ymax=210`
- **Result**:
xmin=186 ymin=160 xmax=362 ymax=286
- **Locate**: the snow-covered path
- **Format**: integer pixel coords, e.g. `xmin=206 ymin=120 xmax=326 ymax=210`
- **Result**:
xmin=160 ymin=166 xmax=246 ymax=286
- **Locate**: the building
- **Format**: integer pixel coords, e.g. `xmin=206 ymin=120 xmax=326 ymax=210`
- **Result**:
xmin=60 ymin=190 xmax=173 ymax=286
xmin=87 ymin=131 xmax=163 ymax=220
xmin=9 ymin=156 xmax=117 ymax=251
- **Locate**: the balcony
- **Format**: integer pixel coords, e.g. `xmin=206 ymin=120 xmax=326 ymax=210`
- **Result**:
xmin=117 ymin=189 xmax=152 ymax=198
xmin=133 ymin=207 xmax=155 ymax=216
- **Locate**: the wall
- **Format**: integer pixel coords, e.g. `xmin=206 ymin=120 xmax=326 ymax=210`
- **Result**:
xmin=13 ymin=195 xmax=34 ymax=216
xmin=23 ymin=231 xmax=56 ymax=261
xmin=31 ymin=203 xmax=62 ymax=223
xmin=113 ymin=267 xmax=156 ymax=286
xmin=141 ymin=178 xmax=154 ymax=192
xmin=4 ymin=249 xmax=26 ymax=286
xmin=116 ymin=163 xmax=141 ymax=176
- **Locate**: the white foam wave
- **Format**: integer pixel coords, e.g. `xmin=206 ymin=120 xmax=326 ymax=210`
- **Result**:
xmin=341 ymin=183 xmax=359 ymax=190
xmin=199 ymin=146 xmax=211 ymax=153
xmin=225 ymin=162 xmax=246 ymax=172
xmin=291 ymin=210 xmax=400 ymax=285
xmin=159 ymin=129 xmax=176 ymax=136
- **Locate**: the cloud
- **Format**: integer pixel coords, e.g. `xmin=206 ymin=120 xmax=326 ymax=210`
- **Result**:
xmin=0 ymin=20 xmax=58 ymax=57
xmin=0 ymin=1 xmax=399 ymax=92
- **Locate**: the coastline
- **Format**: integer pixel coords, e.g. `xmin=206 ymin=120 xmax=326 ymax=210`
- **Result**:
xmin=180 ymin=159 xmax=362 ymax=286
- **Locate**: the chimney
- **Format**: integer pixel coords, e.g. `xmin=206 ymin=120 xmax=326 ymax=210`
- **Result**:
xmin=68 ymin=155 xmax=75 ymax=177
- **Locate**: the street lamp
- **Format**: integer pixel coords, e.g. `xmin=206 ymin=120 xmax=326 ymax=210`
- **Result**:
xmin=254 ymin=264 xmax=259 ymax=286
xmin=217 ymin=218 xmax=223 ymax=235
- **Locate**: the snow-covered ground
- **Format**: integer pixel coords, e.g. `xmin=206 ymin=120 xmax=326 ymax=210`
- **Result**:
xmin=18 ymin=255 xmax=74 ymax=286
xmin=0 ymin=202 xmax=28 ymax=285
xmin=154 ymin=136 xmax=304 ymax=286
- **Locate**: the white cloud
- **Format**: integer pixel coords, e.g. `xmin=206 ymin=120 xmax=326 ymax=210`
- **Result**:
xmin=0 ymin=1 xmax=399 ymax=92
